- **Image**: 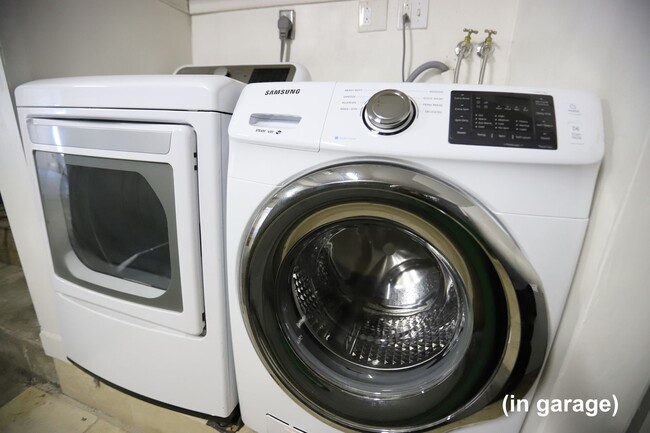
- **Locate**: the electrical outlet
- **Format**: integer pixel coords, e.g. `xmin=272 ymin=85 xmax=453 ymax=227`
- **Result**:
xmin=358 ymin=0 xmax=387 ymax=33
xmin=397 ymin=0 xmax=428 ymax=30
xmin=279 ymin=10 xmax=295 ymax=39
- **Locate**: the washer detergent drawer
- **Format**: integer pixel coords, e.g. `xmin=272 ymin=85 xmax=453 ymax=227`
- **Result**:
xmin=26 ymin=118 xmax=204 ymax=335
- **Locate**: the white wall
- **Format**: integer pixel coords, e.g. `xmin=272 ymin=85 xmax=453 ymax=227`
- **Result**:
xmin=0 ymin=0 xmax=191 ymax=95
xmin=192 ymin=0 xmax=650 ymax=431
xmin=508 ymin=1 xmax=650 ymax=432
xmin=0 ymin=0 xmax=191 ymax=359
xmin=191 ymin=0 xmax=517 ymax=83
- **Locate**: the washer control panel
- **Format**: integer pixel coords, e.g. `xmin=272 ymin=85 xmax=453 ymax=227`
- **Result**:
xmin=449 ymin=91 xmax=557 ymax=150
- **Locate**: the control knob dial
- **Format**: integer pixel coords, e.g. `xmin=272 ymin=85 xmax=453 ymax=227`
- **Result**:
xmin=363 ymin=89 xmax=416 ymax=134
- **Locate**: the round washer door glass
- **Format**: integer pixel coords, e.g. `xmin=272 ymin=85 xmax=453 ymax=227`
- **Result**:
xmin=241 ymin=163 xmax=547 ymax=432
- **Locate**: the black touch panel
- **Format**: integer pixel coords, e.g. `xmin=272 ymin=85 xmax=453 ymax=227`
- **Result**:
xmin=449 ymin=91 xmax=557 ymax=150
xmin=248 ymin=67 xmax=291 ymax=83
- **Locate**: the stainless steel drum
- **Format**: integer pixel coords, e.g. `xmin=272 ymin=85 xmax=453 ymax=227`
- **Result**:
xmin=288 ymin=219 xmax=467 ymax=371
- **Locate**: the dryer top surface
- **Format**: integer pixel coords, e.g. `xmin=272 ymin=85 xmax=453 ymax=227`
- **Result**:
xmin=15 ymin=75 xmax=245 ymax=113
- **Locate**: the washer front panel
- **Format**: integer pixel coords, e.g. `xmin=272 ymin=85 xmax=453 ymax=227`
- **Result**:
xmin=240 ymin=163 xmax=547 ymax=432
xmin=227 ymin=81 xmax=603 ymax=433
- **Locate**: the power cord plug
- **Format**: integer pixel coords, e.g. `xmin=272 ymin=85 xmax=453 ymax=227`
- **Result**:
xmin=278 ymin=15 xmax=293 ymax=62
xmin=277 ymin=15 xmax=293 ymax=40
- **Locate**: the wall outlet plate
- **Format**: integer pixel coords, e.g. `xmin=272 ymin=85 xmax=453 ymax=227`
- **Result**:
xmin=358 ymin=0 xmax=388 ymax=33
xmin=397 ymin=0 xmax=429 ymax=30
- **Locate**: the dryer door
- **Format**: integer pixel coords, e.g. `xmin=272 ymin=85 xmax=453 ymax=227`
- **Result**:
xmin=27 ymin=118 xmax=204 ymax=335
xmin=241 ymin=163 xmax=548 ymax=432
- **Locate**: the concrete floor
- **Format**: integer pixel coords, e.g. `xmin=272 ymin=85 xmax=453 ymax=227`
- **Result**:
xmin=0 ymin=257 xmax=133 ymax=433
xmin=0 ymin=259 xmax=57 ymax=413
xmin=0 ymin=263 xmax=57 ymax=385
xmin=0 ymin=361 xmax=29 ymax=408
xmin=0 ymin=385 xmax=134 ymax=433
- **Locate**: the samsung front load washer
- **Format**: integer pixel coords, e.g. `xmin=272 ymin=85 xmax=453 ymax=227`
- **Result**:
xmin=226 ymin=82 xmax=603 ymax=432
xmin=15 ymin=75 xmax=243 ymax=418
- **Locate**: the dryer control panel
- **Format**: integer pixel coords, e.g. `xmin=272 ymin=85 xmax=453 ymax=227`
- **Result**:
xmin=174 ymin=63 xmax=311 ymax=83
xmin=449 ymin=91 xmax=557 ymax=150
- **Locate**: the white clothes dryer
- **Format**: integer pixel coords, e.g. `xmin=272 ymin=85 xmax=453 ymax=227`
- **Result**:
xmin=16 ymin=75 xmax=243 ymax=419
xmin=226 ymin=82 xmax=604 ymax=432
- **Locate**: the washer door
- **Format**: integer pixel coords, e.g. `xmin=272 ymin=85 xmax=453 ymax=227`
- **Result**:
xmin=241 ymin=163 xmax=547 ymax=432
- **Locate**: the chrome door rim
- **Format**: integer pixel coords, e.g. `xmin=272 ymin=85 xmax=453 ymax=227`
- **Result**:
xmin=240 ymin=162 xmax=547 ymax=432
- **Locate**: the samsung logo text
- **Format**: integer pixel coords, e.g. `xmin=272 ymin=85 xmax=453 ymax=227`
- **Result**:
xmin=265 ymin=89 xmax=301 ymax=95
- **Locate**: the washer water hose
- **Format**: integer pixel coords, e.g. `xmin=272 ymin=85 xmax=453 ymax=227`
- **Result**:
xmin=477 ymin=29 xmax=497 ymax=84
xmin=405 ymin=61 xmax=449 ymax=82
xmin=454 ymin=28 xmax=477 ymax=84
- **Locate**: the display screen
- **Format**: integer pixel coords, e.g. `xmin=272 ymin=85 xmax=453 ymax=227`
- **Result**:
xmin=449 ymin=91 xmax=557 ymax=150
xmin=249 ymin=67 xmax=291 ymax=83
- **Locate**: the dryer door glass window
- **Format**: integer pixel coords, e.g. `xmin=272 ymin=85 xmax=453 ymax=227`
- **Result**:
xmin=35 ymin=151 xmax=183 ymax=311
xmin=67 ymin=163 xmax=171 ymax=289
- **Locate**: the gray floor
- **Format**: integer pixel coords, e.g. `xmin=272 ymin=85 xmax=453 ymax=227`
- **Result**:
xmin=0 ymin=361 xmax=29 ymax=407
xmin=0 ymin=261 xmax=54 ymax=406
xmin=0 ymin=212 xmax=134 ymax=432
xmin=0 ymin=203 xmax=55 ymax=407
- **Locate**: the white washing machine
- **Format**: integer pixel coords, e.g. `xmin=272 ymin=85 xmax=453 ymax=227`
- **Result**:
xmin=15 ymin=75 xmax=243 ymax=419
xmin=226 ymin=82 xmax=603 ymax=432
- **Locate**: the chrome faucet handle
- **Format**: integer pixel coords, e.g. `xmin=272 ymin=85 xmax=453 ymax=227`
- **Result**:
xmin=483 ymin=29 xmax=497 ymax=43
xmin=456 ymin=28 xmax=478 ymax=58
xmin=477 ymin=29 xmax=497 ymax=57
